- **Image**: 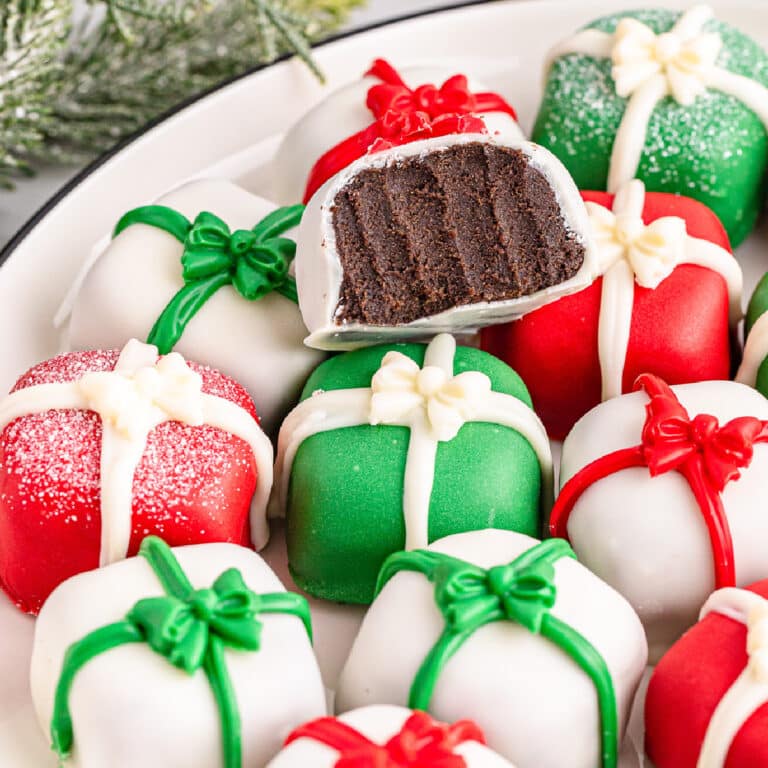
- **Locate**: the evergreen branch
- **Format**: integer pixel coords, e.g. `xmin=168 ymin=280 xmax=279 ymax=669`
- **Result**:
xmin=0 ymin=0 xmax=365 ymax=189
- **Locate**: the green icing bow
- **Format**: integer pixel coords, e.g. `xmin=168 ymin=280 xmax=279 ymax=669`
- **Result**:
xmin=51 ymin=536 xmax=312 ymax=768
xmin=113 ymin=203 xmax=304 ymax=354
xmin=376 ymin=538 xmax=620 ymax=768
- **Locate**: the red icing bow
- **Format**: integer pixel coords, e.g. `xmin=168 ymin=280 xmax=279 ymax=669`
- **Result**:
xmin=285 ymin=711 xmax=485 ymax=768
xmin=549 ymin=374 xmax=768 ymax=588
xmin=302 ymin=58 xmax=517 ymax=203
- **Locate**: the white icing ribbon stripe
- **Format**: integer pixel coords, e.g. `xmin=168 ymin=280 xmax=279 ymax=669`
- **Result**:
xmin=546 ymin=4 xmax=768 ymax=192
xmin=736 ymin=311 xmax=768 ymax=388
xmin=697 ymin=588 xmax=768 ymax=767
xmin=274 ymin=334 xmax=552 ymax=551
xmin=0 ymin=339 xmax=274 ymax=565
xmin=589 ymin=180 xmax=742 ymax=400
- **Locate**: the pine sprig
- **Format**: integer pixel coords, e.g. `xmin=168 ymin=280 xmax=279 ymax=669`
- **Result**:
xmin=0 ymin=0 xmax=71 ymax=187
xmin=0 ymin=0 xmax=364 ymax=187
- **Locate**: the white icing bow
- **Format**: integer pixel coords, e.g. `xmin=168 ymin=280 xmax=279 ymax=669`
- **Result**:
xmin=611 ymin=10 xmax=722 ymax=105
xmin=587 ymin=200 xmax=687 ymax=288
xmin=369 ymin=351 xmax=491 ymax=441
xmin=79 ymin=350 xmax=205 ymax=441
xmin=747 ymin=602 xmax=768 ymax=682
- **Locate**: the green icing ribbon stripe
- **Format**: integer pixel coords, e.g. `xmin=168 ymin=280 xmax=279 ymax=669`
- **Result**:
xmin=51 ymin=536 xmax=312 ymax=768
xmin=113 ymin=203 xmax=305 ymax=354
xmin=376 ymin=538 xmax=619 ymax=768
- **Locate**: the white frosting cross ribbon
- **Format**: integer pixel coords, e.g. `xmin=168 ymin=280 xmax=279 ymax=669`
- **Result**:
xmin=697 ymin=588 xmax=768 ymax=767
xmin=546 ymin=4 xmax=768 ymax=193
xmin=274 ymin=334 xmax=552 ymax=551
xmin=588 ymin=180 xmax=742 ymax=401
xmin=0 ymin=339 xmax=274 ymax=565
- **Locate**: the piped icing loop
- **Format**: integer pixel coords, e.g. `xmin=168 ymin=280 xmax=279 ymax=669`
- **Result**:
xmin=113 ymin=203 xmax=304 ymax=354
xmin=695 ymin=588 xmax=768 ymax=766
xmin=303 ymin=58 xmax=517 ymax=202
xmin=78 ymin=349 xmax=205 ymax=441
xmin=50 ymin=536 xmax=312 ymax=768
xmin=128 ymin=568 xmax=266 ymax=673
xmin=432 ymin=552 xmax=558 ymax=635
xmin=286 ymin=711 xmax=484 ymax=768
xmin=546 ymin=4 xmax=768 ymax=193
xmin=0 ymin=339 xmax=274 ymax=565
xmin=550 ymin=374 xmax=768 ymax=589
xmin=375 ymin=539 xmax=620 ymax=768
xmin=275 ymin=334 xmax=552 ymax=552
xmin=747 ymin=602 xmax=768 ymax=682
xmin=611 ymin=13 xmax=721 ymax=104
xmin=369 ymin=350 xmax=491 ymax=442
xmin=588 ymin=198 xmax=686 ymax=289
xmin=587 ymin=180 xmax=742 ymax=400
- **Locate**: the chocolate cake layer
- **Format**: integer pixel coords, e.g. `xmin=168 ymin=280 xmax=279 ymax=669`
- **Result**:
xmin=331 ymin=142 xmax=586 ymax=326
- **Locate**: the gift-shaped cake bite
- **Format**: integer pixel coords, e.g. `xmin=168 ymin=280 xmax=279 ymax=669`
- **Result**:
xmin=272 ymin=58 xmax=524 ymax=206
xmin=30 ymin=537 xmax=325 ymax=768
xmin=550 ymin=374 xmax=768 ymax=660
xmin=62 ymin=178 xmax=324 ymax=435
xmin=0 ymin=339 xmax=273 ymax=614
xmin=283 ymin=60 xmax=598 ymax=350
xmin=736 ymin=272 xmax=768 ymax=396
xmin=274 ymin=334 xmax=552 ymax=604
xmin=534 ymin=5 xmax=768 ymax=246
xmin=267 ymin=706 xmax=515 ymax=767
xmin=482 ymin=180 xmax=742 ymax=439
xmin=645 ymin=583 xmax=768 ymax=767
xmin=336 ymin=530 xmax=647 ymax=768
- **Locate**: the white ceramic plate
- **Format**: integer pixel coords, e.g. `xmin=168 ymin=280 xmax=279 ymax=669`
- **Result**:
xmin=2 ymin=0 xmax=767 ymax=765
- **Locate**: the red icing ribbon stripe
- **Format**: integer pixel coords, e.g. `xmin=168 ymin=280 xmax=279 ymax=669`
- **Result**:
xmin=302 ymin=58 xmax=517 ymax=203
xmin=285 ymin=711 xmax=485 ymax=767
xmin=549 ymin=374 xmax=768 ymax=588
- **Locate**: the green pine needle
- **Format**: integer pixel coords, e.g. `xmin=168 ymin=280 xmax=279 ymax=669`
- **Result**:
xmin=0 ymin=0 xmax=364 ymax=188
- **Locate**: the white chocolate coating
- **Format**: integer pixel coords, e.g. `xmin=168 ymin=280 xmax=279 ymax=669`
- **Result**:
xmin=736 ymin=310 xmax=768 ymax=387
xmin=296 ymin=133 xmax=600 ymax=350
xmin=336 ymin=529 xmax=647 ymax=768
xmin=270 ymin=66 xmax=524 ymax=206
xmin=30 ymin=542 xmax=326 ymax=768
xmin=266 ymin=705 xmax=515 ymax=768
xmin=560 ymin=381 xmax=768 ymax=662
xmin=62 ymin=178 xmax=325 ymax=436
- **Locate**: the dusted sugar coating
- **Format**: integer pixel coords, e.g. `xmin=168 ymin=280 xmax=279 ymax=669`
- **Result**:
xmin=286 ymin=343 xmax=543 ymax=604
xmin=645 ymin=579 xmax=768 ymax=768
xmin=331 ymin=143 xmax=586 ymax=325
xmin=482 ymin=189 xmax=734 ymax=439
xmin=533 ymin=8 xmax=768 ymax=246
xmin=0 ymin=349 xmax=260 ymax=614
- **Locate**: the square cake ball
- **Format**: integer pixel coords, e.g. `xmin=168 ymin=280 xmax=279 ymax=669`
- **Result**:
xmin=646 ymin=582 xmax=768 ymax=767
xmin=64 ymin=178 xmax=324 ymax=435
xmin=30 ymin=537 xmax=326 ymax=768
xmin=0 ymin=339 xmax=273 ymax=614
xmin=336 ymin=529 xmax=647 ymax=768
xmin=296 ymin=132 xmax=599 ymax=349
xmin=482 ymin=180 xmax=741 ymax=439
xmin=267 ymin=706 xmax=515 ymax=767
xmin=274 ymin=334 xmax=552 ymax=605
xmin=533 ymin=5 xmax=768 ymax=246
xmin=551 ymin=375 xmax=768 ymax=661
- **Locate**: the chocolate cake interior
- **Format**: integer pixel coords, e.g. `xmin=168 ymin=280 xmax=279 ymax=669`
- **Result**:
xmin=331 ymin=142 xmax=585 ymax=325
